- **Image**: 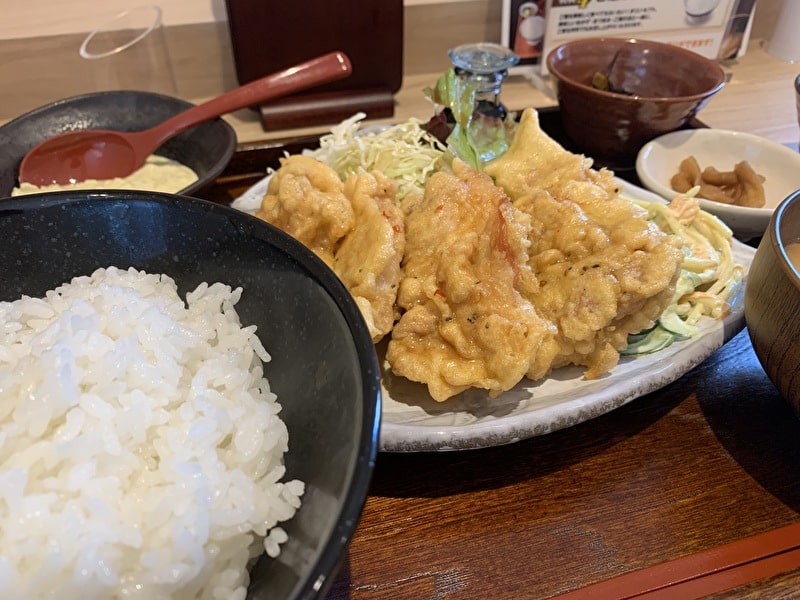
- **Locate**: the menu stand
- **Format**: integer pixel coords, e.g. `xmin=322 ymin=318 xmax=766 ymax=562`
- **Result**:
xmin=224 ymin=0 xmax=403 ymax=132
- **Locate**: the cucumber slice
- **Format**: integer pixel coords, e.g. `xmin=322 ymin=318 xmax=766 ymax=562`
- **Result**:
xmin=622 ymin=325 xmax=675 ymax=355
xmin=658 ymin=306 xmax=698 ymax=338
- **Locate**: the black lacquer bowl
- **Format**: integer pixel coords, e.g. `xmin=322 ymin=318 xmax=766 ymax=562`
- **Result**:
xmin=0 ymin=191 xmax=382 ymax=599
xmin=0 ymin=90 xmax=237 ymax=198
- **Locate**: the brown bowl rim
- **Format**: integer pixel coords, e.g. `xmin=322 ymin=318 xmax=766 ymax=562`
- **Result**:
xmin=770 ymin=189 xmax=800 ymax=290
xmin=545 ymin=37 xmax=726 ymax=103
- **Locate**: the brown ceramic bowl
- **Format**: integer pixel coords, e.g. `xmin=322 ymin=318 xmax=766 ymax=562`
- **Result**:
xmin=546 ymin=37 xmax=726 ymax=167
xmin=745 ymin=190 xmax=800 ymax=413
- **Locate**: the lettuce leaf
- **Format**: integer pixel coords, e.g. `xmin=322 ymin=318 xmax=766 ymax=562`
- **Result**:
xmin=424 ymin=69 xmax=513 ymax=170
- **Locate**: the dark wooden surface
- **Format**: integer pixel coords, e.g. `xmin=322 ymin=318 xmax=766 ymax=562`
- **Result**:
xmin=198 ymin=119 xmax=800 ymax=599
xmin=324 ymin=329 xmax=800 ymax=599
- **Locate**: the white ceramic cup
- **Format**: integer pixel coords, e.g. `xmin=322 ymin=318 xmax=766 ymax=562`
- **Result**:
xmin=79 ymin=5 xmax=177 ymax=95
xmin=519 ymin=15 xmax=546 ymax=45
xmin=684 ymin=0 xmax=721 ymax=21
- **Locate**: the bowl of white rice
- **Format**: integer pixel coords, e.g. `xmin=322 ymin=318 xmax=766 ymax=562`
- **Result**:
xmin=0 ymin=190 xmax=382 ymax=599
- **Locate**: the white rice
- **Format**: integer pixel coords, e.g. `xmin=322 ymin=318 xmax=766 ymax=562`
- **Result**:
xmin=0 ymin=266 xmax=303 ymax=599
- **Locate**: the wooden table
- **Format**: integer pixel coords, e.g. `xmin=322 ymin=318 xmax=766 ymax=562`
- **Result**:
xmin=324 ymin=328 xmax=800 ymax=599
xmin=196 ymin=45 xmax=800 ymax=598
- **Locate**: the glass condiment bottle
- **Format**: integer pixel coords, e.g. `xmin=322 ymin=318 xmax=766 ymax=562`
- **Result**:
xmin=448 ymin=42 xmax=519 ymax=119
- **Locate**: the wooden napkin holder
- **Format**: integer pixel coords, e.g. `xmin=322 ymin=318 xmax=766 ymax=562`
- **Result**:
xmin=225 ymin=0 xmax=403 ymax=132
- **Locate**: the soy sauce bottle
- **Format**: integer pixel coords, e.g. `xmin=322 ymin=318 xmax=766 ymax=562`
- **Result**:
xmin=425 ymin=43 xmax=519 ymax=147
xmin=449 ymin=42 xmax=519 ymax=120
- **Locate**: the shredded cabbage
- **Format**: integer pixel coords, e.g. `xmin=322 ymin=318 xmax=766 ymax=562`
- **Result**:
xmin=622 ymin=188 xmax=744 ymax=356
xmin=303 ymin=112 xmax=446 ymax=201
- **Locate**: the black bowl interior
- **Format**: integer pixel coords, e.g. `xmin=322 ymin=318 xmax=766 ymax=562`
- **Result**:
xmin=0 ymin=91 xmax=237 ymax=198
xmin=0 ymin=191 xmax=381 ymax=599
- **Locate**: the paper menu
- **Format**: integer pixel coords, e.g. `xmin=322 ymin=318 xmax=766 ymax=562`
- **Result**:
xmin=503 ymin=0 xmax=757 ymax=75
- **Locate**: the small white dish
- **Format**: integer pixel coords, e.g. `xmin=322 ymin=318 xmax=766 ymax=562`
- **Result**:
xmin=636 ymin=129 xmax=800 ymax=241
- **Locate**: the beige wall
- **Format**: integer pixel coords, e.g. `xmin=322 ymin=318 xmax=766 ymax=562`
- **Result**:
xmin=752 ymin=0 xmax=787 ymax=39
xmin=0 ymin=0 xmax=465 ymax=40
xmin=0 ymin=0 xmax=786 ymax=122
xmin=1 ymin=1 xmax=463 ymax=38
xmin=3 ymin=0 xmax=783 ymax=39
xmin=0 ymin=0 xmax=225 ymax=40
xmin=0 ymin=0 xmax=499 ymax=120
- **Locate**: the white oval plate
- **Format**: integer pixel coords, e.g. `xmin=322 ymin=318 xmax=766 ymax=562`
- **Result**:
xmin=636 ymin=128 xmax=800 ymax=241
xmin=234 ymin=177 xmax=754 ymax=452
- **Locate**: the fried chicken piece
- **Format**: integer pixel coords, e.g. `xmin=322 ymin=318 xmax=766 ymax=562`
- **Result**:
xmin=256 ymin=155 xmax=354 ymax=268
xmin=485 ymin=108 xmax=684 ymax=379
xmin=519 ymin=190 xmax=684 ymax=378
xmin=386 ymin=160 xmax=557 ymax=402
xmin=256 ymin=156 xmax=404 ymax=343
xmin=335 ymin=171 xmax=405 ymax=342
xmin=488 ymin=108 xmax=621 ymax=207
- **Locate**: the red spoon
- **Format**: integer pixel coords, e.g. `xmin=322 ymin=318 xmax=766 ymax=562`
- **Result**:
xmin=18 ymin=51 xmax=352 ymax=187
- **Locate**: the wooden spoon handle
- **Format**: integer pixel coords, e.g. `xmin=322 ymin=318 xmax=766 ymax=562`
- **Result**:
xmin=141 ymin=51 xmax=352 ymax=151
